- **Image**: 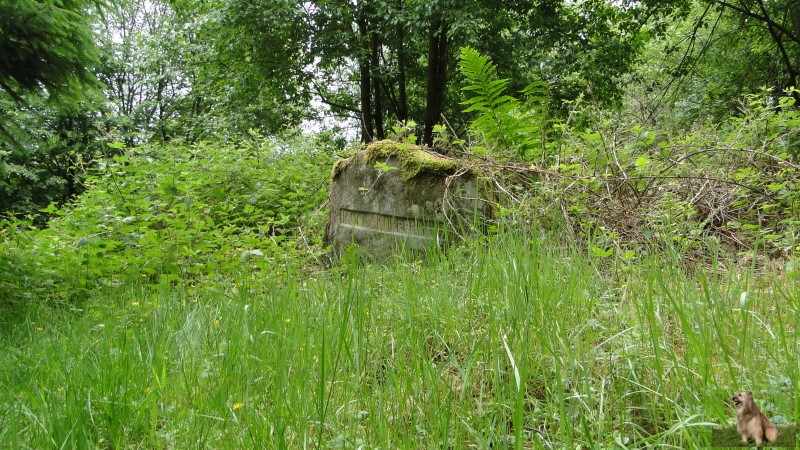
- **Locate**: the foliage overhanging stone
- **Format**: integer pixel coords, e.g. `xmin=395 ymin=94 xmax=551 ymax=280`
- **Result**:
xmin=327 ymin=140 xmax=493 ymax=260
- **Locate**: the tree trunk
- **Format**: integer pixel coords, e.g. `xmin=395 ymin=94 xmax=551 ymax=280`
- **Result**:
xmin=756 ymin=0 xmax=798 ymax=92
xmin=371 ymin=28 xmax=385 ymax=140
xmin=790 ymin=0 xmax=800 ymax=43
xmin=423 ymin=17 xmax=448 ymax=147
xmin=396 ymin=0 xmax=408 ymax=122
xmin=357 ymin=17 xmax=373 ymax=143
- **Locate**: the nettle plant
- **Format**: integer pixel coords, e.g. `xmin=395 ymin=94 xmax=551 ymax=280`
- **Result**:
xmin=0 ymin=135 xmax=335 ymax=307
xmin=720 ymin=91 xmax=800 ymax=255
xmin=552 ymin=91 xmax=800 ymax=262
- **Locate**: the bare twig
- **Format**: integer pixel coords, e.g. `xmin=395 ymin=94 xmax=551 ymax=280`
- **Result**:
xmin=670 ymin=146 xmax=800 ymax=171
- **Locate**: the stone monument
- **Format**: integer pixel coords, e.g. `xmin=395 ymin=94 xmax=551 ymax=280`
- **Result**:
xmin=326 ymin=140 xmax=493 ymax=260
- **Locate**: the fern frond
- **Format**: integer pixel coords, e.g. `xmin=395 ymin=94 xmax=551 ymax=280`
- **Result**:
xmin=458 ymin=47 xmax=494 ymax=81
xmin=459 ymin=48 xmax=518 ymax=113
xmin=458 ymin=47 xmax=552 ymax=161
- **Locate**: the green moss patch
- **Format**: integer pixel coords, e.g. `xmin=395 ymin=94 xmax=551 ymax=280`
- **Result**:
xmin=331 ymin=156 xmax=353 ymax=179
xmin=332 ymin=140 xmax=459 ymax=181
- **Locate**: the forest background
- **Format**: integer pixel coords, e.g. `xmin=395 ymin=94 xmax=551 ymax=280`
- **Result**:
xmin=0 ymin=0 xmax=799 ymax=448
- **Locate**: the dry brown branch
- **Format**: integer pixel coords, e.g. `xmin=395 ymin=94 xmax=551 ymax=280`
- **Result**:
xmin=670 ymin=147 xmax=800 ymax=171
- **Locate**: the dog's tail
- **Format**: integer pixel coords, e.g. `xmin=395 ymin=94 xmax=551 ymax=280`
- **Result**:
xmin=765 ymin=425 xmax=780 ymax=442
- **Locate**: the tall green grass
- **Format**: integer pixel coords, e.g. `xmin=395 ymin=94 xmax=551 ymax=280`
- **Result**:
xmin=0 ymin=230 xmax=797 ymax=448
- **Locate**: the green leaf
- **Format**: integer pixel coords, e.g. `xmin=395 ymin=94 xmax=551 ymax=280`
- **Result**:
xmin=374 ymin=162 xmax=398 ymax=173
xmin=767 ymin=183 xmax=785 ymax=191
xmin=591 ymin=246 xmax=613 ymax=257
xmin=40 ymin=203 xmax=59 ymax=214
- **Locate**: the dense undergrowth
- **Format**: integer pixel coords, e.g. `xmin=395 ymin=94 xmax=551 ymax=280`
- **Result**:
xmin=0 ymin=134 xmax=336 ymax=322
xmin=0 ymin=50 xmax=798 ymax=448
xmin=455 ymin=49 xmax=800 ymax=270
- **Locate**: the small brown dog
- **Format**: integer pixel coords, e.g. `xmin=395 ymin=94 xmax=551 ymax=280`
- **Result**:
xmin=732 ymin=391 xmax=780 ymax=445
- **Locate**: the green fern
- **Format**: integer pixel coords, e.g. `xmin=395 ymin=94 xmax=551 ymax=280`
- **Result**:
xmin=459 ymin=47 xmax=550 ymax=160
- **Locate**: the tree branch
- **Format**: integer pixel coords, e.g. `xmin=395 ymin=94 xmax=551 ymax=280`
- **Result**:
xmin=310 ymin=80 xmax=360 ymax=114
xmin=714 ymin=0 xmax=800 ymax=46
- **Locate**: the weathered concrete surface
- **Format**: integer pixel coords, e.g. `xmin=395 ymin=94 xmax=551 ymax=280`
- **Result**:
xmin=326 ymin=140 xmax=493 ymax=260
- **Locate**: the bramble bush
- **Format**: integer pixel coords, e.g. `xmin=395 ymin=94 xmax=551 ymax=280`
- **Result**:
xmin=0 ymin=133 xmax=336 ymax=317
xmin=545 ymin=90 xmax=800 ymax=264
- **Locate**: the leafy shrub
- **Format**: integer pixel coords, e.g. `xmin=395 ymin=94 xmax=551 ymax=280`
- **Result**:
xmin=0 ymin=104 xmax=111 ymax=223
xmin=0 ymin=133 xmax=336 ymax=311
xmin=532 ymin=92 xmax=800 ymax=262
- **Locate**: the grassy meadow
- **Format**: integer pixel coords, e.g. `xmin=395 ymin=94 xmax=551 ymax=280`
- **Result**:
xmin=1 ymin=228 xmax=797 ymax=448
xmin=5 ymin=7 xmax=800 ymax=447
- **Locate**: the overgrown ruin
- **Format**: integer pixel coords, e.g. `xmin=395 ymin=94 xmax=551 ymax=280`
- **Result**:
xmin=326 ymin=140 xmax=494 ymax=261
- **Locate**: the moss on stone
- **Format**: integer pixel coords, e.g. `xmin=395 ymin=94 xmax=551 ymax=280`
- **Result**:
xmin=332 ymin=140 xmax=467 ymax=181
xmin=362 ymin=140 xmax=458 ymax=181
xmin=331 ymin=156 xmax=354 ymax=179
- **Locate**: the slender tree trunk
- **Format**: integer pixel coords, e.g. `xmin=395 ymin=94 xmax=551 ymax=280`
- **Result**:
xmin=423 ymin=17 xmax=449 ymax=147
xmin=371 ymin=29 xmax=385 ymax=140
xmin=756 ymin=0 xmax=798 ymax=92
xmin=186 ymin=94 xmax=204 ymax=143
xmin=357 ymin=17 xmax=373 ymax=143
xmin=155 ymin=65 xmax=168 ymax=141
xmin=396 ymin=0 xmax=408 ymax=122
xmin=789 ymin=1 xmax=800 ymax=43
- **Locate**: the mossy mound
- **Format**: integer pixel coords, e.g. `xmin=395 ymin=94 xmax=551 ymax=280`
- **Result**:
xmin=332 ymin=140 xmax=459 ymax=181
